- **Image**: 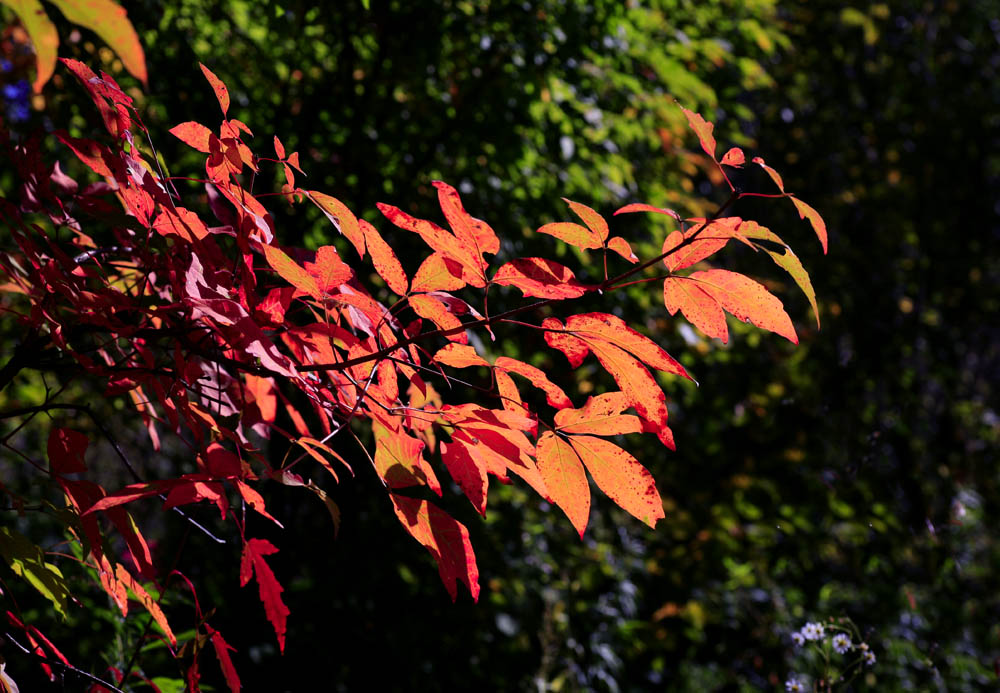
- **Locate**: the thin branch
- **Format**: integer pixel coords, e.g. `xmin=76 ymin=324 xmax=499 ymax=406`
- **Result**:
xmin=3 ymin=631 xmax=127 ymax=693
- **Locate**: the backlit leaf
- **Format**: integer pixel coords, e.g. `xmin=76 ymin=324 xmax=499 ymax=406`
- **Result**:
xmin=542 ymin=317 xmax=589 ymax=368
xmin=408 ymin=294 xmax=467 ymax=344
xmin=115 ymin=563 xmax=176 ymax=646
xmin=494 ymin=356 xmax=572 ymax=409
xmin=567 ymin=435 xmax=663 ymax=528
xmin=536 ymin=222 xmax=602 ymax=250
xmin=170 ymin=122 xmax=213 ymax=153
xmin=739 ymin=221 xmax=820 ymax=327
xmin=309 ymin=192 xmax=365 ymax=258
xmin=360 ymin=219 xmax=408 ymax=294
xmin=791 ymin=197 xmax=828 ymax=254
xmin=607 ymin=236 xmax=638 ymax=263
xmin=663 ymin=276 xmax=729 ymax=342
xmin=493 ymin=257 xmax=589 ymax=299
xmin=6 ymin=0 xmax=58 ymax=92
xmin=554 ymin=391 xmax=641 ymax=436
xmin=432 ymin=343 xmax=490 ymax=369
xmin=0 ymin=527 xmax=70 ymax=619
xmin=440 ymin=437 xmax=489 ymax=516
xmin=688 ymin=269 xmax=798 ymax=343
xmin=305 ymin=246 xmax=353 ymax=293
xmin=198 ymin=62 xmax=229 ymax=115
xmin=680 ymin=105 xmax=717 ymax=159
xmin=373 ymin=421 xmax=441 ymax=494
xmin=720 ymin=147 xmax=745 ymax=167
xmin=752 ymin=156 xmax=785 ymax=192
xmin=262 ymin=244 xmax=321 ymax=299
xmin=49 ymin=0 xmax=146 ymax=86
xmin=239 ymin=538 xmax=289 ymax=652
xmin=536 ymin=432 xmax=590 ymax=537
xmin=433 ymin=180 xmax=499 ymax=257
xmin=564 ymin=312 xmax=691 ymax=380
xmin=613 ymin=203 xmax=681 ymax=220
xmin=562 ymin=198 xmax=609 ymax=242
xmin=411 ymin=252 xmax=465 ymax=293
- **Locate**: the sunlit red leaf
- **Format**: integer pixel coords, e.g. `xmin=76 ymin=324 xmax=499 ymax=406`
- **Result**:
xmin=791 ymin=197 xmax=828 ymax=254
xmin=536 ymin=432 xmax=590 ymax=537
xmin=360 ymin=219 xmax=409 ymax=294
xmin=411 ymin=252 xmax=465 ymax=293
xmin=373 ymin=421 xmax=441 ymax=494
xmin=205 ymin=626 xmax=240 ymax=693
xmin=720 ymin=147 xmax=745 ymax=167
xmin=377 ymin=202 xmax=484 ymax=286
xmin=273 ymin=135 xmax=286 ymax=160
xmin=492 ymin=257 xmax=589 ymax=299
xmin=494 ymin=356 xmax=572 ymax=409
xmin=554 ymin=391 xmax=641 ymax=436
xmin=688 ymin=269 xmax=798 ymax=343
xmin=152 ymin=207 xmax=210 ymax=242
xmin=752 ymin=156 xmax=785 ymax=192
xmin=662 ymin=276 xmax=728 ymax=342
xmin=661 ymin=217 xmax=745 ymax=272
xmin=169 ymin=122 xmax=213 ymax=153
xmin=408 ymin=294 xmax=467 ymax=344
xmin=613 ymin=203 xmax=681 ymax=220
xmin=563 ymin=198 xmax=609 ymax=242
xmin=680 ymin=105 xmax=717 ymax=159
xmin=53 ymin=131 xmax=114 ymax=177
xmin=542 ymin=317 xmax=589 ymax=368
xmin=440 ymin=437 xmax=489 ymax=516
xmin=199 ymin=63 xmax=230 ymax=115
xmin=564 ymin=312 xmax=691 ymax=380
xmin=390 ymin=495 xmax=480 ymax=601
xmin=536 ymin=222 xmax=602 ymax=250
xmin=239 ymin=538 xmax=289 ymax=652
xmin=308 ymin=192 xmax=365 ymax=258
xmin=433 ymin=180 xmax=499 ymax=257
xmin=262 ymin=244 xmax=320 ymax=299
xmin=607 ymin=236 xmax=638 ymax=263
xmin=305 ymin=246 xmax=353 ymax=293
xmin=567 ymin=435 xmax=664 ymax=528
xmin=432 ymin=343 xmax=490 ymax=369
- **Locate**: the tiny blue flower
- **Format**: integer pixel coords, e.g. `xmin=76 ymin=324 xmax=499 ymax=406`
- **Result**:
xmin=7 ymin=101 xmax=29 ymax=123
xmin=791 ymin=631 xmax=805 ymax=647
xmin=832 ymin=632 xmax=851 ymax=654
xmin=2 ymin=79 xmax=30 ymax=100
xmin=863 ymin=649 xmax=876 ymax=666
xmin=801 ymin=621 xmax=825 ymax=641
xmin=785 ymin=676 xmax=806 ymax=692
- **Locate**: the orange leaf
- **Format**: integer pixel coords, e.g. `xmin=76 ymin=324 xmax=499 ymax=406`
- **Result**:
xmin=494 ymin=356 xmax=572 ymax=409
xmin=432 ymin=343 xmax=490 ymax=369
xmin=542 ymin=317 xmax=589 ymax=368
xmin=578 ymin=338 xmax=671 ymax=431
xmin=554 ymin=391 xmax=641 ymax=436
xmin=720 ymin=147 xmax=745 ymax=167
xmin=262 ymin=244 xmax=320 ymax=298
xmin=373 ymin=421 xmax=441 ymax=494
xmin=360 ymin=219 xmax=409 ymax=294
xmin=662 ymin=276 xmax=729 ymax=342
xmin=607 ymin=236 xmax=638 ymax=263
xmin=411 ymin=252 xmax=465 ymax=293
xmin=564 ymin=312 xmax=691 ymax=380
xmin=390 ymin=495 xmax=480 ymax=601
xmin=752 ymin=156 xmax=785 ymax=192
xmin=152 ymin=207 xmax=210 ymax=242
xmin=170 ymin=121 xmax=213 ymax=153
xmin=613 ymin=203 xmax=681 ymax=220
xmin=739 ymin=221 xmax=820 ymax=327
xmin=51 ymin=0 xmax=147 ymax=86
xmin=791 ymin=197 xmax=828 ymax=254
xmin=433 ymin=180 xmax=499 ymax=256
xmin=408 ymin=294 xmax=467 ymax=344
xmin=662 ymin=217 xmax=744 ymax=272
xmin=493 ymin=257 xmax=589 ymax=299
xmin=308 ymin=192 xmax=365 ymax=258
xmin=115 ymin=564 xmax=176 ymax=646
xmin=493 ymin=368 xmax=524 ymax=415
xmin=305 ymin=246 xmax=353 ymax=293
xmin=536 ymin=432 xmax=590 ymax=537
xmin=536 ymin=222 xmax=602 ymax=250
xmin=680 ymin=105 xmax=717 ymax=159
xmin=440 ymin=437 xmax=489 ymax=516
xmin=377 ymin=202 xmax=485 ymax=287
xmin=199 ymin=63 xmax=230 ymax=115
xmin=689 ymin=269 xmax=797 ymax=343
xmin=563 ymin=198 xmax=609 ymax=242
xmin=567 ymin=435 xmax=664 ymax=528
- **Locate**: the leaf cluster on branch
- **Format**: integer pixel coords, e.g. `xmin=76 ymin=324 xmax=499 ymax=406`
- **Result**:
xmin=0 ymin=60 xmax=824 ymax=689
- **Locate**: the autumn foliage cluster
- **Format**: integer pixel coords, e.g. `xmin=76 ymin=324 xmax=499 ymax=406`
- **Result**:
xmin=0 ymin=58 xmax=824 ymax=690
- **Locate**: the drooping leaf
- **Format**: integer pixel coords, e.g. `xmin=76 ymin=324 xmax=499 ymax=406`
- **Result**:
xmin=739 ymin=221 xmax=820 ymax=327
xmin=680 ymin=105 xmax=717 ymax=159
xmin=198 ymin=63 xmax=229 ymax=115
xmin=308 ymin=192 xmax=365 ymax=258
xmin=688 ymin=269 xmax=798 ymax=343
xmin=492 ymin=257 xmax=589 ymax=299
xmin=115 ymin=563 xmax=176 ymax=646
xmin=239 ymin=538 xmax=289 ymax=652
xmin=440 ymin=437 xmax=489 ymax=516
xmin=752 ymin=155 xmax=785 ymax=192
xmin=0 ymin=527 xmax=70 ymax=619
xmin=536 ymin=432 xmax=590 ymax=537
xmin=566 ymin=435 xmax=664 ymax=528
xmin=360 ymin=219 xmax=408 ymax=294
xmin=562 ymin=198 xmax=609 ymax=242
xmin=791 ymin=197 xmax=829 ymax=254
xmin=48 ymin=0 xmax=146 ymax=86
xmin=205 ymin=626 xmax=240 ymax=693
xmin=554 ymin=391 xmax=641 ymax=436
xmin=390 ymin=495 xmax=480 ymax=601
xmin=536 ymin=222 xmax=602 ymax=250
xmin=662 ymin=276 xmax=729 ymax=342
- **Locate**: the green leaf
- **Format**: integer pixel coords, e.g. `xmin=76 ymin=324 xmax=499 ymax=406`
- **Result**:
xmin=0 ymin=527 xmax=71 ymax=618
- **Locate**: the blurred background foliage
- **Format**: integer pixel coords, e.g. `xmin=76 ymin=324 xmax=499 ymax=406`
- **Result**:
xmin=0 ymin=0 xmax=997 ymax=691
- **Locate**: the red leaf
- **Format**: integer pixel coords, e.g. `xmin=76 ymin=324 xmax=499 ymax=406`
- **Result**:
xmin=53 ymin=131 xmax=114 ymax=177
xmin=273 ymin=135 xmax=286 ymax=160
xmin=262 ymin=244 xmax=321 ymax=298
xmin=536 ymin=432 xmax=590 ymax=537
xmin=48 ymin=428 xmax=88 ymax=475
xmin=377 ymin=202 xmax=485 ymax=287
xmin=607 ymin=236 xmax=638 ymax=263
xmin=536 ymin=222 xmax=602 ymax=250
xmin=205 ymin=626 xmax=241 ymax=693
xmin=390 ymin=495 xmax=480 ymax=601
xmin=554 ymin=391 xmax=641 ymax=436
xmin=662 ymin=276 xmax=729 ymax=342
xmin=433 ymin=180 xmax=499 ymax=256
xmin=360 ymin=219 xmax=409 ymax=294
xmin=542 ymin=317 xmax=589 ymax=368
xmin=115 ymin=564 xmax=176 ymax=646
xmin=308 ymin=192 xmax=365 ymax=258
xmin=680 ymin=105 xmax=717 ymax=159
xmin=567 ymin=435 xmax=664 ymax=528
xmin=305 ymin=246 xmax=353 ymax=293
xmin=408 ymin=294 xmax=467 ymax=344
xmin=564 ymin=312 xmax=691 ymax=380
xmin=373 ymin=421 xmax=442 ymax=494
xmin=791 ymin=197 xmax=828 ymax=254
xmin=613 ymin=203 xmax=681 ymax=220
xmin=236 ymin=480 xmax=283 ymax=527
xmin=562 ymin=198 xmax=609 ymax=242
xmin=411 ymin=252 xmax=465 ymax=293
xmin=688 ymin=269 xmax=797 ymax=343
xmin=720 ymin=147 xmax=745 ymax=167
xmin=493 ymin=257 xmax=589 ymax=299
xmin=239 ymin=538 xmax=289 ymax=652
xmin=752 ymin=156 xmax=785 ymax=192
xmin=494 ymin=356 xmax=572 ymax=409
xmin=199 ymin=63 xmax=230 ymax=115
xmin=152 ymin=207 xmax=210 ymax=242
xmin=441 ymin=437 xmax=489 ymax=516
xmin=432 ymin=343 xmax=490 ymax=369
xmin=169 ymin=122 xmax=213 ymax=153
xmin=662 ymin=217 xmax=744 ymax=272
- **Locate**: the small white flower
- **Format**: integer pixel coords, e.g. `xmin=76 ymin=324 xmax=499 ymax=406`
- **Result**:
xmin=832 ymin=633 xmax=851 ymax=654
xmin=785 ymin=676 xmax=805 ymax=692
xmin=801 ymin=621 xmax=825 ymax=641
xmin=791 ymin=630 xmax=805 ymax=646
xmin=863 ymin=650 xmax=876 ymax=666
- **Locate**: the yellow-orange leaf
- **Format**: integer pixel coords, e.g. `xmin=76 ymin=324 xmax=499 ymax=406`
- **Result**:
xmin=663 ymin=276 xmax=729 ymax=342
xmin=536 ymin=222 xmax=602 ymax=250
xmin=567 ymin=435 xmax=664 ymax=528
xmin=432 ymin=343 xmax=490 ymax=369
xmin=309 ymin=192 xmax=365 ymax=258
xmin=408 ymin=294 xmax=467 ymax=344
xmin=411 ymin=252 xmax=465 ymax=293
xmin=494 ymin=356 xmax=572 ymax=409
xmin=373 ymin=422 xmax=441 ymax=494
xmin=562 ymin=198 xmax=609 ymax=242
xmin=689 ymin=269 xmax=798 ymax=344
xmin=536 ymin=432 xmax=590 ymax=537
xmin=49 ymin=0 xmax=147 ymax=86
xmin=554 ymin=391 xmax=641 ymax=436
xmin=564 ymin=312 xmax=690 ymax=380
xmin=262 ymin=244 xmax=320 ymax=299
xmin=680 ymin=105 xmax=717 ymax=159
xmin=791 ymin=197 xmax=828 ymax=254
xmin=360 ymin=219 xmax=408 ymax=295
